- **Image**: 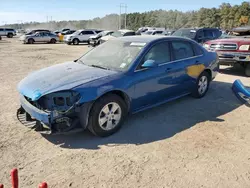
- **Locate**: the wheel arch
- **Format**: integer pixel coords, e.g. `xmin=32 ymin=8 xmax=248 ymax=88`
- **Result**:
xmin=79 ymin=89 xmax=131 ymax=129
xmin=204 ymin=68 xmax=212 ymax=81
xmin=99 ymin=90 xmax=131 ymax=110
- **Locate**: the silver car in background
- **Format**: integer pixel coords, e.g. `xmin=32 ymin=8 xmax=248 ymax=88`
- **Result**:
xmin=20 ymin=31 xmax=59 ymax=44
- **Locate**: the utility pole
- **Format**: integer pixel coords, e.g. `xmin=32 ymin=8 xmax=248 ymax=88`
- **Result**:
xmin=118 ymin=3 xmax=127 ymax=30
xmin=124 ymin=4 xmax=127 ymax=29
xmin=51 ymin=16 xmax=52 ymax=30
xmin=119 ymin=4 xmax=121 ymax=30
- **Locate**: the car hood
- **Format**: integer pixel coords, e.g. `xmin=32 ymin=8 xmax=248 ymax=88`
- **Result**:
xmin=101 ymin=35 xmax=115 ymax=41
xmin=206 ymin=38 xmax=250 ymax=44
xmin=65 ymin=34 xmax=76 ymax=38
xmin=89 ymin=35 xmax=99 ymax=39
xmin=18 ymin=61 xmax=117 ymax=101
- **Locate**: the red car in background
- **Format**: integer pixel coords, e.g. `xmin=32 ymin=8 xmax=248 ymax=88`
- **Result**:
xmin=203 ymin=27 xmax=250 ymax=76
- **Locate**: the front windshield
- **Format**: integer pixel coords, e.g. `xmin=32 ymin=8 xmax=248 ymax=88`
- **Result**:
xmin=172 ymin=29 xmax=197 ymax=39
xmin=97 ymin=31 xmax=107 ymax=37
xmin=77 ymin=40 xmax=146 ymax=71
xmin=73 ymin=30 xmax=81 ymax=35
xmin=111 ymin=31 xmax=123 ymax=37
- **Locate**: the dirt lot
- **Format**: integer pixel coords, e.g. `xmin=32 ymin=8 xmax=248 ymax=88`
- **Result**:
xmin=1 ymin=37 xmax=250 ymax=188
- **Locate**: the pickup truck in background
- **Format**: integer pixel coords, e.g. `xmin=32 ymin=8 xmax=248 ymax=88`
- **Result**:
xmin=203 ymin=27 xmax=250 ymax=76
xmin=0 ymin=28 xmax=16 ymax=39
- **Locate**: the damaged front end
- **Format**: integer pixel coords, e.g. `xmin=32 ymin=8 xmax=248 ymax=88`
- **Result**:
xmin=17 ymin=91 xmax=83 ymax=134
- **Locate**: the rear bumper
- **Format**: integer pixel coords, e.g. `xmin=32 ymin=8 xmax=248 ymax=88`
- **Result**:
xmin=217 ymin=52 xmax=250 ymax=65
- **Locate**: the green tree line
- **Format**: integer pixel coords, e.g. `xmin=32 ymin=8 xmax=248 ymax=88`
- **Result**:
xmin=5 ymin=1 xmax=250 ymax=31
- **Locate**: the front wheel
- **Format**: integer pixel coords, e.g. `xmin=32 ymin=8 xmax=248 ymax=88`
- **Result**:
xmin=86 ymin=94 xmax=127 ymax=137
xmin=28 ymin=38 xmax=34 ymax=44
xmin=72 ymin=38 xmax=79 ymax=45
xmin=50 ymin=38 xmax=56 ymax=44
xmin=7 ymin=33 xmax=13 ymax=38
xmin=192 ymin=71 xmax=210 ymax=98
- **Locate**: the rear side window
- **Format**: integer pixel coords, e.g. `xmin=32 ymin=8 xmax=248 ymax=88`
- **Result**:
xmin=81 ymin=31 xmax=94 ymax=35
xmin=86 ymin=31 xmax=94 ymax=34
xmin=172 ymin=41 xmax=194 ymax=60
xmin=6 ymin=29 xmax=14 ymax=31
xmin=0 ymin=28 xmax=3 ymax=31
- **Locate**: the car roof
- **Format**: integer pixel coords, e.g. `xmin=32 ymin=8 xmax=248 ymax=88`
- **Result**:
xmin=115 ymin=35 xmax=195 ymax=43
xmin=177 ymin=27 xmax=219 ymax=31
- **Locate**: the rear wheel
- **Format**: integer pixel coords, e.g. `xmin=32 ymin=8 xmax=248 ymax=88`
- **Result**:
xmin=245 ymin=64 xmax=250 ymax=77
xmin=7 ymin=33 xmax=13 ymax=38
xmin=73 ymin=38 xmax=79 ymax=45
xmin=50 ymin=38 xmax=56 ymax=44
xmin=192 ymin=71 xmax=210 ymax=98
xmin=28 ymin=38 xmax=34 ymax=44
xmin=87 ymin=94 xmax=127 ymax=137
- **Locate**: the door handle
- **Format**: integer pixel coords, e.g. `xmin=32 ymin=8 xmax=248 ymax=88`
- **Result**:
xmin=195 ymin=60 xmax=199 ymax=64
xmin=165 ymin=68 xmax=172 ymax=72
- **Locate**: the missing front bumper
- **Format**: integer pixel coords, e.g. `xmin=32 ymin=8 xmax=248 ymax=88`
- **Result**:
xmin=17 ymin=107 xmax=83 ymax=134
xmin=18 ymin=94 xmax=83 ymax=134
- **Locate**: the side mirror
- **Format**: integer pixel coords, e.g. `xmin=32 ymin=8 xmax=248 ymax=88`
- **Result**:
xmin=141 ymin=60 xmax=157 ymax=68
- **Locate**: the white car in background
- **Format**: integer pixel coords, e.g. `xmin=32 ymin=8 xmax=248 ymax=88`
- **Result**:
xmin=99 ymin=29 xmax=136 ymax=44
xmin=89 ymin=30 xmax=114 ymax=47
xmin=141 ymin=30 xmax=165 ymax=35
xmin=64 ymin=29 xmax=102 ymax=45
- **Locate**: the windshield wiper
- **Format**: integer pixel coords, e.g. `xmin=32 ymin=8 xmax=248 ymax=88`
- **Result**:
xmin=90 ymin=64 xmax=109 ymax=70
xmin=76 ymin=59 xmax=85 ymax=64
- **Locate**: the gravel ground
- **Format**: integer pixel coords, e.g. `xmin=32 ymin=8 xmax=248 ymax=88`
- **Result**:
xmin=0 ymin=37 xmax=250 ymax=188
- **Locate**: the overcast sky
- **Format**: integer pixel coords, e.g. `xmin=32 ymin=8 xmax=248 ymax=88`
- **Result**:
xmin=0 ymin=0 xmax=246 ymax=24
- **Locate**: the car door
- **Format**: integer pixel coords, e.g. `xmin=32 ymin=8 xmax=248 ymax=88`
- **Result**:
xmin=132 ymin=41 xmax=180 ymax=110
xmin=42 ymin=32 xmax=50 ymax=42
xmin=170 ymin=40 xmax=204 ymax=93
xmin=80 ymin=31 xmax=95 ymax=41
xmin=34 ymin=32 xmax=43 ymax=42
xmin=78 ymin=31 xmax=86 ymax=41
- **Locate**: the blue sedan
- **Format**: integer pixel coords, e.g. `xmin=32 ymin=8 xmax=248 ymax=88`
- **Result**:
xmin=17 ymin=36 xmax=219 ymax=136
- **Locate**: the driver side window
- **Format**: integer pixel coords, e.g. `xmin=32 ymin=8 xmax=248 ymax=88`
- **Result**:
xmin=143 ymin=42 xmax=170 ymax=64
xmin=137 ymin=41 xmax=170 ymax=70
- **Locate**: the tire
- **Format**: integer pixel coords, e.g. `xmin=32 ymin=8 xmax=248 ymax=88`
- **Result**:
xmin=28 ymin=38 xmax=34 ymax=44
xmin=7 ymin=33 xmax=13 ymax=38
xmin=87 ymin=94 xmax=128 ymax=137
xmin=50 ymin=38 xmax=56 ymax=44
xmin=245 ymin=64 xmax=250 ymax=77
xmin=72 ymin=38 xmax=79 ymax=45
xmin=191 ymin=71 xmax=210 ymax=98
xmin=0 ymin=36 xmax=2 ymax=40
